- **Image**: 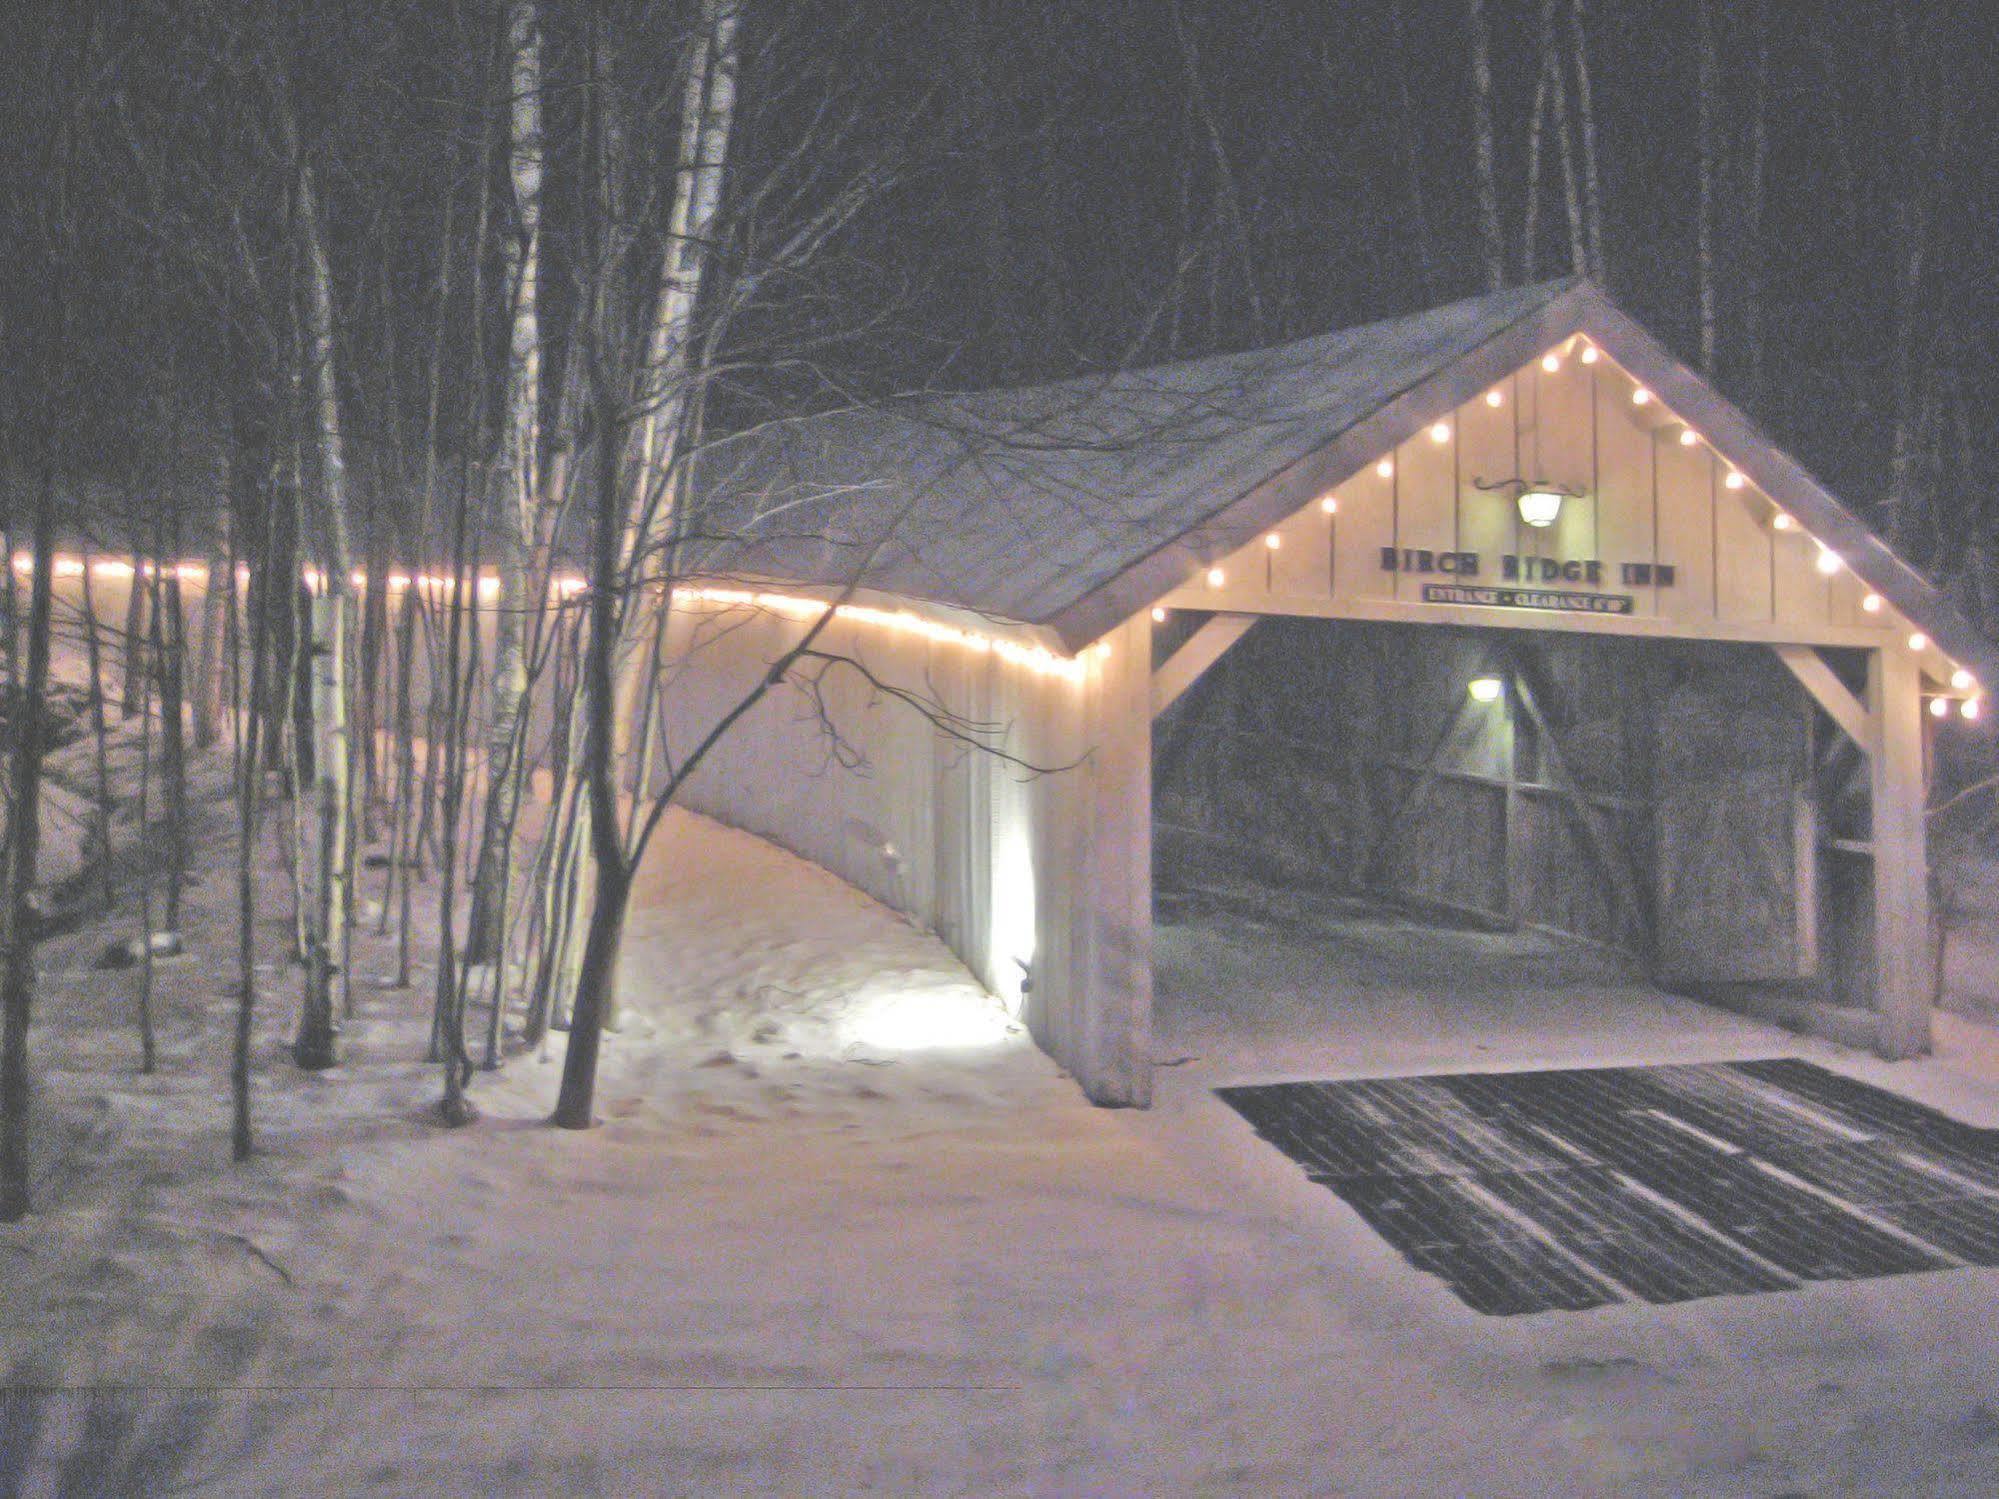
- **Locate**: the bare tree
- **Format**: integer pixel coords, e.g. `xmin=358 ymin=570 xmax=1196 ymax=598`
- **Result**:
xmin=1466 ymin=0 xmax=1506 ymax=292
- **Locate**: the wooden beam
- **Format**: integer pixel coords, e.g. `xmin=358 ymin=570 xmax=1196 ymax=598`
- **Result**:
xmin=1868 ymin=645 xmax=1930 ymax=1060
xmin=1774 ymin=645 xmax=1872 ymax=753
xmin=1150 ymin=612 xmax=1257 ymax=718
xmin=1152 ymin=586 xmax=1905 ymax=654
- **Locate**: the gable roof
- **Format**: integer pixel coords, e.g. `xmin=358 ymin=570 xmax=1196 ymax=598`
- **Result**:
xmin=692 ymin=278 xmax=1996 ymax=680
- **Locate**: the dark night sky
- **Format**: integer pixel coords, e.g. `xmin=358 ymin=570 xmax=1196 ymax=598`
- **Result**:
xmin=5 ymin=0 xmax=1996 ymax=601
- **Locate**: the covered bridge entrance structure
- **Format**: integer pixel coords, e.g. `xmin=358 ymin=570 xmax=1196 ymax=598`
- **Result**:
xmin=675 ymin=279 xmax=1993 ymax=1107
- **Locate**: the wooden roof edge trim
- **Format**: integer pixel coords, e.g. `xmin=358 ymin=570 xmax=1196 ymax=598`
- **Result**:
xmin=1581 ymin=296 xmax=1999 ymax=688
xmin=1041 ymin=284 xmax=1601 ymax=653
xmin=677 ymin=571 xmax=1073 ymax=658
xmin=1046 ymin=281 xmax=1999 ymax=690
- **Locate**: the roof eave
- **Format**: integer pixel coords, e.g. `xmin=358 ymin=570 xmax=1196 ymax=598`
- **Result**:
xmin=1039 ymin=280 xmax=1605 ymax=653
xmin=1043 ymin=281 xmax=1999 ymax=693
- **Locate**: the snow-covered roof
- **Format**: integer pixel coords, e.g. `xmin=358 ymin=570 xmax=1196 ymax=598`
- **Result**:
xmin=692 ymin=278 xmax=1996 ymax=678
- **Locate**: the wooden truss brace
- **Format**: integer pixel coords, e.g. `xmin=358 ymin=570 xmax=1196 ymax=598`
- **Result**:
xmin=1773 ymin=645 xmax=1872 ymax=753
xmin=1150 ymin=612 xmax=1258 ymax=719
xmin=1506 ymin=655 xmax=1649 ymax=941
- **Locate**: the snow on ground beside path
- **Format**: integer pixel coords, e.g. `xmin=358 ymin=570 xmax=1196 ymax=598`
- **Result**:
xmin=7 ymin=793 xmax=1999 ymax=1494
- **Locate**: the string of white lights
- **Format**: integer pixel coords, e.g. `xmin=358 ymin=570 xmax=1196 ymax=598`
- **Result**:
xmin=1172 ymin=334 xmax=1985 ymax=719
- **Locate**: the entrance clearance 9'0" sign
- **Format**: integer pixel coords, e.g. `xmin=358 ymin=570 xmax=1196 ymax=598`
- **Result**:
xmin=1381 ymin=547 xmax=1676 ymax=617
xmin=1421 ymin=583 xmax=1635 ymax=615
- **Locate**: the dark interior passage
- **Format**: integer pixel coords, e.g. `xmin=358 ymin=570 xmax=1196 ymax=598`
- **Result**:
xmin=1153 ymin=617 xmax=1883 ymax=1027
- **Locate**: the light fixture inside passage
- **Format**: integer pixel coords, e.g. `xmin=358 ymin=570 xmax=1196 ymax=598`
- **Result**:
xmin=1952 ymin=668 xmax=1976 ymax=691
xmin=1773 ymin=512 xmax=1795 ymax=531
xmin=1580 ymin=345 xmax=1600 ymax=365
xmin=1430 ymin=421 xmax=1451 ymax=443
xmin=1541 ymin=353 xmax=1561 ymax=373
xmin=1632 ymin=388 xmax=1653 ymax=406
xmin=1862 ymin=593 xmax=1884 ymax=613
xmin=1151 ymin=606 xmax=1167 ymax=623
xmin=1931 ymin=698 xmax=1952 ymax=719
xmin=1468 ymin=676 xmax=1504 ymax=703
xmin=1815 ymin=548 xmax=1842 ymax=576
xmin=1516 ymin=488 xmax=1566 ymax=528
xmin=1909 ymin=632 xmax=1929 ymax=651
xmin=1375 ymin=458 xmax=1394 ymax=479
xmin=1264 ymin=532 xmax=1281 ymax=550
xmin=1320 ymin=495 xmax=1339 ymax=514
xmin=1206 ymin=566 xmax=1225 ymax=587
xmin=1724 ymin=470 xmax=1746 ymax=489
xmin=1485 ymin=389 xmax=1504 ymax=407
xmin=1965 ymin=698 xmax=1984 ymax=722
xmin=1679 ymin=428 xmax=1700 ymax=447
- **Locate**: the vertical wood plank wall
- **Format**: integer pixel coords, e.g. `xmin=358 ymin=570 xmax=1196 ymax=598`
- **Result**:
xmin=1158 ymin=344 xmax=1949 ymax=682
xmin=657 ymin=602 xmax=1149 ymax=1104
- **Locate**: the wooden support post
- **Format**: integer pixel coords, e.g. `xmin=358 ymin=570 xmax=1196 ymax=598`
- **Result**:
xmin=1151 ymin=612 xmax=1256 ymax=718
xmin=1868 ymin=644 xmax=1930 ymax=1059
xmin=1501 ymin=684 xmax=1525 ymax=927
xmin=1075 ymin=611 xmax=1154 ymax=1106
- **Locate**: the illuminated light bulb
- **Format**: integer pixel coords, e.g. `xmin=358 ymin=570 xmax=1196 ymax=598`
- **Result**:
xmin=1206 ymin=566 xmax=1225 ymax=588
xmin=1815 ymin=548 xmax=1842 ymax=576
xmin=1319 ymin=495 xmax=1338 ymax=515
xmin=1632 ymin=388 xmax=1653 ymax=406
xmin=1680 ymin=428 xmax=1700 ymax=447
xmin=1724 ymin=470 xmax=1746 ymax=490
xmin=1486 ymin=390 xmax=1504 ymax=407
xmin=1151 ymin=607 xmax=1167 ymax=623
xmin=1908 ymin=632 xmax=1928 ymax=651
xmin=1429 ymin=421 xmax=1450 ymax=443
xmin=1580 ymin=345 xmax=1600 ymax=365
xmin=1264 ymin=532 xmax=1281 ymax=550
xmin=1931 ymin=697 xmax=1951 ymax=719
xmin=1375 ymin=458 xmax=1394 ymax=479
xmin=1772 ymin=512 xmax=1794 ymax=531
xmin=1952 ymin=668 xmax=1976 ymax=691
xmin=1095 ymin=641 xmax=1113 ymax=659
xmin=1468 ymin=676 xmax=1504 ymax=703
xmin=1965 ymin=698 xmax=1983 ymax=722
xmin=1862 ymin=593 xmax=1883 ymax=613
xmin=1541 ymin=353 xmax=1561 ymax=373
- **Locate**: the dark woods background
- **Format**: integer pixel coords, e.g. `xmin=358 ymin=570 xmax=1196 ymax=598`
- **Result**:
xmin=4 ymin=0 xmax=1996 ymax=617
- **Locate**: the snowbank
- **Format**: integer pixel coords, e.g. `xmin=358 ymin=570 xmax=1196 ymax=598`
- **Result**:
xmin=7 ymin=790 xmax=1999 ymax=1494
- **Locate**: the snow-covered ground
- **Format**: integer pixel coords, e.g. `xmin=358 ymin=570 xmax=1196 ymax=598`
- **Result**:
xmin=8 ymin=754 xmax=1999 ymax=1494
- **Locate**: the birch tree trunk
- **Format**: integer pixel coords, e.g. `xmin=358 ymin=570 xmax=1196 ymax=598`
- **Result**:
xmin=290 ymin=143 xmax=355 ymax=1071
xmin=466 ymin=0 xmax=544 ymax=970
xmin=552 ymin=0 xmax=741 ymax=1123
xmin=1547 ymin=0 xmax=1586 ymax=276
xmin=1520 ymin=39 xmax=1549 ymax=282
xmin=0 ymin=463 xmax=56 ymax=1221
xmin=191 ymin=512 xmax=229 ymax=749
xmin=1568 ymin=0 xmax=1607 ymax=281
xmin=1467 ymin=0 xmax=1506 ymax=292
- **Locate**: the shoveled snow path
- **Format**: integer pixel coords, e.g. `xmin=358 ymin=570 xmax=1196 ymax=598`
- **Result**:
xmin=9 ymin=808 xmax=1999 ymax=1495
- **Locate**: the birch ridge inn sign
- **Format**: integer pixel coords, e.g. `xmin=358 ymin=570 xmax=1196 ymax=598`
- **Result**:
xmin=679 ymin=277 xmax=1994 ymax=1107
